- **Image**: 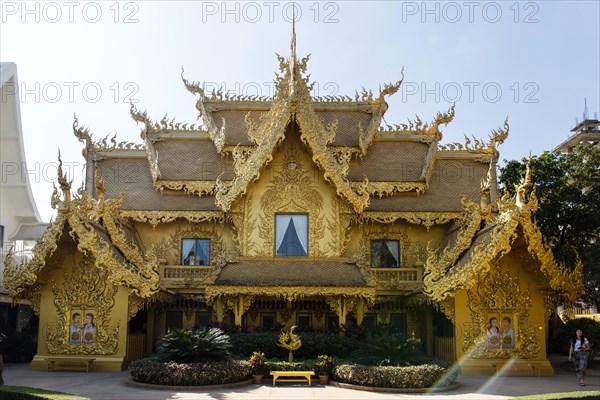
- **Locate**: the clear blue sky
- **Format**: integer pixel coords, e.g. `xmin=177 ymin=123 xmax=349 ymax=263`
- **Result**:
xmin=2 ymin=1 xmax=599 ymax=221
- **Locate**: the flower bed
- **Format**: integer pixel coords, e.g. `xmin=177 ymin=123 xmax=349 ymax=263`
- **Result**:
xmin=129 ymin=359 xmax=252 ymax=386
xmin=333 ymin=363 xmax=458 ymax=389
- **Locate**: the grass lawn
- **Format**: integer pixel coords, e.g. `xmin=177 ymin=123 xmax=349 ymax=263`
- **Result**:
xmin=0 ymin=386 xmax=90 ymax=400
xmin=513 ymin=391 xmax=600 ymax=400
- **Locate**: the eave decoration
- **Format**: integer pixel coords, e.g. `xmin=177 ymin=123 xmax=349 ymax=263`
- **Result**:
xmin=423 ymin=162 xmax=583 ymax=305
xmin=3 ymin=155 xmax=161 ymax=313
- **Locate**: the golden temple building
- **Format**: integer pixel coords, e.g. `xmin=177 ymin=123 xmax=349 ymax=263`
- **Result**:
xmin=3 ymin=30 xmax=582 ymax=375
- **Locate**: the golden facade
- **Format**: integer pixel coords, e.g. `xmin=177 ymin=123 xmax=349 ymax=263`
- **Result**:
xmin=3 ymin=31 xmax=581 ymax=374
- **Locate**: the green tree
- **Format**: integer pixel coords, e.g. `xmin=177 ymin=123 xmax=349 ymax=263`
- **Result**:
xmin=499 ymin=144 xmax=600 ymax=305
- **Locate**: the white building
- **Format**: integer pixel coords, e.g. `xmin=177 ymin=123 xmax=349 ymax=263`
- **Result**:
xmin=0 ymin=62 xmax=47 ymax=330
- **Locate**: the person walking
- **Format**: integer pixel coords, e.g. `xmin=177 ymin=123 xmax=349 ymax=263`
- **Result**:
xmin=568 ymin=328 xmax=590 ymax=386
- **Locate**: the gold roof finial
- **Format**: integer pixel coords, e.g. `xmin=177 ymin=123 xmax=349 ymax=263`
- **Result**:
xmin=289 ymin=3 xmax=297 ymax=96
xmin=57 ymin=150 xmax=72 ymax=203
xmin=516 ymin=154 xmax=532 ymax=209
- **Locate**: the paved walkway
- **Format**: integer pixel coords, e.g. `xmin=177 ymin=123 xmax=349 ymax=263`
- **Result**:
xmin=3 ymin=362 xmax=599 ymax=400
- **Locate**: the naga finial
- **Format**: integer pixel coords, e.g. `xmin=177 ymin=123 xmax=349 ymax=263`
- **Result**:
xmin=57 ymin=150 xmax=72 ymax=203
xmin=516 ymin=155 xmax=532 ymax=209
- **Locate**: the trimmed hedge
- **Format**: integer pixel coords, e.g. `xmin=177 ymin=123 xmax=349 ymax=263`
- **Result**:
xmin=265 ymin=359 xmax=317 ymax=373
xmin=333 ymin=363 xmax=458 ymax=389
xmin=0 ymin=386 xmax=89 ymax=400
xmin=229 ymin=332 xmax=360 ymax=359
xmin=129 ymin=359 xmax=252 ymax=386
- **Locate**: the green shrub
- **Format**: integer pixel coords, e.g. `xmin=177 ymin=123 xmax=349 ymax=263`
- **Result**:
xmin=551 ymin=318 xmax=600 ymax=359
xmin=350 ymin=334 xmax=429 ymax=366
xmin=230 ymin=332 xmax=284 ymax=358
xmin=154 ymin=327 xmax=231 ymax=363
xmin=0 ymin=386 xmax=89 ymax=400
xmin=333 ymin=363 xmax=458 ymax=389
xmin=265 ymin=359 xmax=317 ymax=373
xmin=129 ymin=358 xmax=252 ymax=386
xmin=229 ymin=331 xmax=360 ymax=359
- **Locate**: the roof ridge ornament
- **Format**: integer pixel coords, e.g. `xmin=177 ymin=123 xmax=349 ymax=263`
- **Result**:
xmin=515 ymin=155 xmax=532 ymax=210
xmin=289 ymin=5 xmax=297 ymax=97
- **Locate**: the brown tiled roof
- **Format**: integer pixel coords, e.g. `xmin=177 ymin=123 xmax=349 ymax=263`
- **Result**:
xmin=348 ymin=141 xmax=429 ymax=181
xmin=95 ymin=158 xmax=220 ymax=211
xmin=317 ymin=110 xmax=373 ymax=146
xmin=215 ymin=259 xmax=369 ymax=287
xmin=212 ymin=109 xmax=373 ymax=147
xmin=367 ymin=159 xmax=489 ymax=212
xmin=154 ymin=140 xmax=234 ymax=181
xmin=212 ymin=110 xmax=266 ymax=146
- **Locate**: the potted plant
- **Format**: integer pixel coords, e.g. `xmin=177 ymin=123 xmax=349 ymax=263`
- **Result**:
xmin=249 ymin=351 xmax=267 ymax=384
xmin=315 ymin=355 xmax=333 ymax=385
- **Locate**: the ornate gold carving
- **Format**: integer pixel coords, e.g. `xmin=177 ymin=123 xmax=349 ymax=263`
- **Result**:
xmin=380 ymin=104 xmax=456 ymax=141
xmin=73 ymin=114 xmax=145 ymax=159
xmin=120 ymin=210 xmax=224 ymax=228
xmin=423 ymin=198 xmax=484 ymax=301
xmin=424 ymin=163 xmax=582 ymax=304
xmin=212 ymin=49 xmax=372 ymax=213
xmin=206 ymin=286 xmax=375 ymax=304
xmin=181 ymin=68 xmax=227 ymax=153
xmin=151 ymin=227 xmax=233 ymax=284
xmin=257 ymin=146 xmax=325 ymax=257
xmin=278 ymin=325 xmax=302 ymax=362
xmin=130 ymin=102 xmax=204 ymax=136
xmin=156 ymin=180 xmax=216 ymax=197
xmin=128 ymin=296 xmax=146 ymax=320
xmin=326 ymin=199 xmax=353 ymax=256
xmin=462 ymin=264 xmax=539 ymax=359
xmin=46 ymin=255 xmax=119 ymax=355
xmin=228 ymin=195 xmax=257 ymax=255
xmin=357 ymin=74 xmax=404 ymax=155
xmin=438 ymin=118 xmax=509 ymax=156
xmin=4 ymin=156 xmax=161 ymax=303
xmin=438 ymin=299 xmax=455 ymax=323
xmin=359 ymin=212 xmax=461 ymax=231
xmin=357 ymin=181 xmax=426 ymax=197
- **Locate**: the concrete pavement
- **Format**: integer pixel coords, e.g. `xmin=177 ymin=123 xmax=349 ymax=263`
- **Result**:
xmin=3 ymin=362 xmax=599 ymax=400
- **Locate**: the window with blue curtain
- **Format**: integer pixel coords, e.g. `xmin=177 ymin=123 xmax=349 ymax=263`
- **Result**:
xmin=181 ymin=239 xmax=210 ymax=265
xmin=275 ymin=214 xmax=308 ymax=256
xmin=370 ymin=240 xmax=400 ymax=268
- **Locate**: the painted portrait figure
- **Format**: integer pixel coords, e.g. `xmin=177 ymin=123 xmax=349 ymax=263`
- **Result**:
xmin=501 ymin=316 xmax=515 ymax=349
xmin=487 ymin=317 xmax=501 ymax=350
xmin=83 ymin=313 xmax=96 ymax=345
xmin=69 ymin=312 xmax=81 ymax=345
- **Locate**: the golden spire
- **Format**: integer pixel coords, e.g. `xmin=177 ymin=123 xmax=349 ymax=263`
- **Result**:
xmin=289 ymin=3 xmax=297 ymax=96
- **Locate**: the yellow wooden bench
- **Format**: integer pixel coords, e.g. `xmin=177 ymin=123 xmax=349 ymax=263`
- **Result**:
xmin=270 ymin=371 xmax=315 ymax=386
xmin=46 ymin=357 xmax=96 ymax=373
